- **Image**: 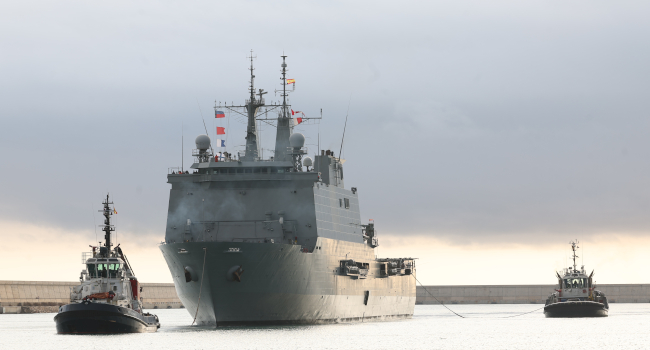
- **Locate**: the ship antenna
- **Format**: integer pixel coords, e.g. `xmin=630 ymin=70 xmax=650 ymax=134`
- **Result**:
xmin=281 ymin=53 xmax=288 ymax=118
xmin=102 ymin=194 xmax=115 ymax=257
xmin=338 ymin=95 xmax=352 ymax=161
xmin=182 ymin=122 xmax=184 ymax=172
xmin=570 ymin=239 xmax=579 ymax=271
xmin=251 ymin=50 xmax=257 ymax=105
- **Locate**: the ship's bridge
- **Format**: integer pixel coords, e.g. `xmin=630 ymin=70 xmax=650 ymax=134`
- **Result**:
xmin=84 ymin=257 xmax=124 ymax=279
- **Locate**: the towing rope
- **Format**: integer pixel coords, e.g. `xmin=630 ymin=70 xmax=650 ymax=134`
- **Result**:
xmin=413 ymin=275 xmax=545 ymax=318
xmin=414 ymin=275 xmax=465 ymax=318
xmin=192 ymin=247 xmax=207 ymax=326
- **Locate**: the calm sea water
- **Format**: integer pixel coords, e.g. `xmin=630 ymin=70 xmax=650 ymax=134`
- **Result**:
xmin=2 ymin=304 xmax=650 ymax=349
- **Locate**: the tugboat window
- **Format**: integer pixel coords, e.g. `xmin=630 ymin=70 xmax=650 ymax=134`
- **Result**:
xmin=87 ymin=264 xmax=97 ymax=278
xmin=108 ymin=264 xmax=120 ymax=278
xmin=96 ymin=264 xmax=108 ymax=278
xmin=565 ymin=278 xmax=584 ymax=288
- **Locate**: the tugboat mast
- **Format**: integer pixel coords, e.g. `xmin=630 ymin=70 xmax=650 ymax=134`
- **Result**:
xmin=101 ymin=194 xmax=115 ymax=258
xmin=570 ymin=240 xmax=579 ymax=271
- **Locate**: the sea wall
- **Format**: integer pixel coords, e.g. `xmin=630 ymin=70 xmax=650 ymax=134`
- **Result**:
xmin=3 ymin=281 xmax=649 ymax=314
xmin=0 ymin=280 xmax=182 ymax=313
xmin=416 ymin=284 xmax=650 ymax=304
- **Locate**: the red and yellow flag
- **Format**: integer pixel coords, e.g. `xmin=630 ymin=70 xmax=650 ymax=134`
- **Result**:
xmin=287 ymin=79 xmax=295 ymax=84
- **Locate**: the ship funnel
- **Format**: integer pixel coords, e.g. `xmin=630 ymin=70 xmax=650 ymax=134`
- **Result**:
xmin=195 ymin=134 xmax=211 ymax=150
xmin=289 ymin=133 xmax=305 ymax=149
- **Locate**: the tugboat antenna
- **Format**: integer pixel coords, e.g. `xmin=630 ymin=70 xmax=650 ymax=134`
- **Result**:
xmin=570 ymin=239 xmax=579 ymax=271
xmin=102 ymin=194 xmax=115 ymax=258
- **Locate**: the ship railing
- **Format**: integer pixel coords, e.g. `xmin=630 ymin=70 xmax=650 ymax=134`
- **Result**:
xmin=168 ymin=167 xmax=183 ymax=175
xmin=245 ymin=98 xmax=265 ymax=105
xmin=81 ymin=252 xmax=94 ymax=263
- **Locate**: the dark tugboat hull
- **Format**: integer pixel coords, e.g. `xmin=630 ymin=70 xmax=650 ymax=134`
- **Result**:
xmin=544 ymin=301 xmax=608 ymax=318
xmin=54 ymin=302 xmax=159 ymax=334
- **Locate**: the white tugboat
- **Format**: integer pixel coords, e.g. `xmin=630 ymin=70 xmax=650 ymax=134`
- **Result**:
xmin=54 ymin=195 xmax=160 ymax=333
xmin=544 ymin=240 xmax=609 ymax=318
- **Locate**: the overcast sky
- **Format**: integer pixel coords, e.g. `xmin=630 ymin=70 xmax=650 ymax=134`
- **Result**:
xmin=2 ymin=0 xmax=650 ymax=283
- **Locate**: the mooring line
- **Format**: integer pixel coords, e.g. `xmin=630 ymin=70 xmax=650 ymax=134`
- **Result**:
xmin=413 ymin=275 xmax=544 ymax=319
xmin=192 ymin=247 xmax=207 ymax=326
xmin=414 ymin=275 xmax=465 ymax=318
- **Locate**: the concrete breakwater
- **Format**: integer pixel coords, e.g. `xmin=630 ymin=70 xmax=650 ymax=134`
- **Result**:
xmin=416 ymin=284 xmax=650 ymax=304
xmin=0 ymin=280 xmax=181 ymax=313
xmin=3 ymin=281 xmax=650 ymax=313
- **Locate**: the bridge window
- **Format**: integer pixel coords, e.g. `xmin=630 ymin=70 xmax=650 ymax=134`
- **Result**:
xmin=108 ymin=264 xmax=120 ymax=278
xmin=96 ymin=264 xmax=107 ymax=278
xmin=87 ymin=264 xmax=97 ymax=277
xmin=344 ymin=198 xmax=350 ymax=209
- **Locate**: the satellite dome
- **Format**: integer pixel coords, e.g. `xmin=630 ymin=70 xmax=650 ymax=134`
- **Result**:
xmin=303 ymin=157 xmax=313 ymax=167
xmin=289 ymin=133 xmax=305 ymax=149
xmin=195 ymin=134 xmax=211 ymax=150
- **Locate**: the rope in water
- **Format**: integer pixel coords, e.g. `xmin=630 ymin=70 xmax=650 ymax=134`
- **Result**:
xmin=191 ymin=247 xmax=207 ymax=326
xmin=413 ymin=275 xmax=545 ymax=318
xmin=414 ymin=275 xmax=465 ymax=318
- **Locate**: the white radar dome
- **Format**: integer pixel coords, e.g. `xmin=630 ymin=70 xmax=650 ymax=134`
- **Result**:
xmin=195 ymin=134 xmax=211 ymax=150
xmin=303 ymin=157 xmax=313 ymax=167
xmin=289 ymin=133 xmax=305 ymax=149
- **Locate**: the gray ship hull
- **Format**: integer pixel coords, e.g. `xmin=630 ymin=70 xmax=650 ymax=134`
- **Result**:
xmin=160 ymin=238 xmax=416 ymax=326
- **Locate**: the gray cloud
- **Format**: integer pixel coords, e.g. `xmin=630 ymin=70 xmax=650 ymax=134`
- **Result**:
xmin=1 ymin=0 xmax=649 ymax=244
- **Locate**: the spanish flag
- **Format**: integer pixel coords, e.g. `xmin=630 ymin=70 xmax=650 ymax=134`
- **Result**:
xmin=287 ymin=79 xmax=295 ymax=84
xmin=113 ymin=208 xmax=118 ymax=214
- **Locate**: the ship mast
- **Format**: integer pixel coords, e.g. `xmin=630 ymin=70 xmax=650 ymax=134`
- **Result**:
xmin=273 ymin=54 xmax=292 ymax=161
xmin=242 ymin=50 xmax=263 ymax=161
xmin=101 ymin=194 xmax=115 ymax=258
xmin=570 ymin=240 xmax=579 ymax=271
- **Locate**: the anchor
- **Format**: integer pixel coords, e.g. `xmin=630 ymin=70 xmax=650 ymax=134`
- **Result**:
xmin=232 ymin=266 xmax=245 ymax=282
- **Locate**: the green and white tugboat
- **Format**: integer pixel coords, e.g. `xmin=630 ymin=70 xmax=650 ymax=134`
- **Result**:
xmin=54 ymin=195 xmax=160 ymax=333
xmin=544 ymin=240 xmax=609 ymax=318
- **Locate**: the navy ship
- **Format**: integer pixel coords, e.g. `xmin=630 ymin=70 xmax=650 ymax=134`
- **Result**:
xmin=159 ymin=54 xmax=416 ymax=326
xmin=544 ymin=240 xmax=609 ymax=317
xmin=55 ymin=195 xmax=160 ymax=333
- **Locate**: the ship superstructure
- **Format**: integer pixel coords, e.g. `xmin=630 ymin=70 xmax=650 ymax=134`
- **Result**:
xmin=54 ymin=195 xmax=159 ymax=333
xmin=159 ymin=54 xmax=416 ymax=326
xmin=544 ymin=240 xmax=608 ymax=317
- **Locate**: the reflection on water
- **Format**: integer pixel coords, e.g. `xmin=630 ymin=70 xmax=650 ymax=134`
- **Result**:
xmin=2 ymin=304 xmax=650 ymax=349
